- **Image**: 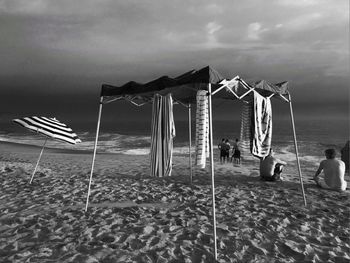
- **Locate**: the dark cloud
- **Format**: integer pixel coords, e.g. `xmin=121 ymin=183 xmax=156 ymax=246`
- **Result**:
xmin=0 ymin=0 xmax=348 ymax=123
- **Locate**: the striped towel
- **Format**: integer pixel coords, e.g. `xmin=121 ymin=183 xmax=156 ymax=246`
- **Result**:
xmin=195 ymin=90 xmax=209 ymax=168
xmin=150 ymin=94 xmax=176 ymax=177
xmin=239 ymin=102 xmax=253 ymax=159
xmin=251 ymin=92 xmax=272 ymax=158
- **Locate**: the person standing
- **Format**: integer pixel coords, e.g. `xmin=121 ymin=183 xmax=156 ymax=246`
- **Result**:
xmin=218 ymin=138 xmax=226 ymax=164
xmin=232 ymin=138 xmax=241 ymax=165
xmin=224 ymin=139 xmax=231 ymax=163
xmin=314 ymin=148 xmax=347 ymax=192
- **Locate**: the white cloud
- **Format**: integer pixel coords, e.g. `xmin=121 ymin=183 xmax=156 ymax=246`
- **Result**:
xmin=247 ymin=22 xmax=266 ymax=40
xmin=275 ymin=24 xmax=283 ymax=29
xmin=204 ymin=21 xmax=223 ymax=48
xmin=206 ymin=21 xmax=222 ymax=35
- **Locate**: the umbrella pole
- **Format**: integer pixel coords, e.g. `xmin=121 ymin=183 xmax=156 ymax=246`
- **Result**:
xmin=85 ymin=97 xmax=103 ymax=211
xmin=188 ymin=104 xmax=193 ymax=185
xmin=208 ymin=84 xmax=218 ymax=260
xmin=288 ymin=94 xmax=307 ymax=206
xmin=30 ymin=138 xmax=47 ymax=184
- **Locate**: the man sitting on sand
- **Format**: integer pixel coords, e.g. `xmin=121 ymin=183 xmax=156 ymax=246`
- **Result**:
xmin=314 ymin=149 xmax=347 ymax=192
xmin=260 ymin=149 xmax=287 ymax=181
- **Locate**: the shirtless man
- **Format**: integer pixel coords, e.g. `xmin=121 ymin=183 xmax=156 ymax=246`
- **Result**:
xmin=314 ymin=149 xmax=347 ymax=192
xmin=260 ymin=149 xmax=287 ymax=181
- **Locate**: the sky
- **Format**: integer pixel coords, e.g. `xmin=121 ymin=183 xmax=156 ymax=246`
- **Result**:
xmin=0 ymin=0 xmax=349 ymax=125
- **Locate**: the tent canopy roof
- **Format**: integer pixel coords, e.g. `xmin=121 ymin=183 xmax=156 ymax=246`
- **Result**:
xmin=101 ymin=66 xmax=289 ymax=104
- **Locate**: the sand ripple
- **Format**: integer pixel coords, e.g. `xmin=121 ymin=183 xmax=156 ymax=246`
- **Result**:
xmin=0 ymin=150 xmax=350 ymax=262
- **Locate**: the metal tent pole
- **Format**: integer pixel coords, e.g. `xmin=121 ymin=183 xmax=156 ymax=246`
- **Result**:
xmin=85 ymin=96 xmax=104 ymax=211
xmin=30 ymin=138 xmax=47 ymax=184
xmin=288 ymin=93 xmax=307 ymax=206
xmin=208 ymin=83 xmax=218 ymax=260
xmin=188 ymin=104 xmax=193 ymax=185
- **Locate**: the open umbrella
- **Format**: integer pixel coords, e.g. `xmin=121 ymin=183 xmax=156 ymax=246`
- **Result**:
xmin=13 ymin=116 xmax=81 ymax=183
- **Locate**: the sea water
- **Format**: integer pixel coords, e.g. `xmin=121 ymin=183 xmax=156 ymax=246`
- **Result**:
xmin=0 ymin=118 xmax=348 ymax=162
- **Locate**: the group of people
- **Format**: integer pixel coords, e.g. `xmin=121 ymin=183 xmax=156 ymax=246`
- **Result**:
xmin=218 ymin=137 xmax=348 ymax=192
xmin=218 ymin=138 xmax=241 ymax=165
xmin=259 ymin=147 xmax=348 ymax=192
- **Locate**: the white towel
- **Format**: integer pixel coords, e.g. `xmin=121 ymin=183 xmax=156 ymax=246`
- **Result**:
xmin=150 ymin=94 xmax=176 ymax=177
xmin=251 ymin=92 xmax=272 ymax=158
xmin=195 ymin=90 xmax=209 ymax=168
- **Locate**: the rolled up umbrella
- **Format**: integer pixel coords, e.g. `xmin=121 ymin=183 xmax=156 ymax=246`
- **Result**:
xmin=13 ymin=116 xmax=81 ymax=183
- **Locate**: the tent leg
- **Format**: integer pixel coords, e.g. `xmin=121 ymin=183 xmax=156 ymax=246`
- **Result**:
xmin=30 ymin=138 xmax=47 ymax=184
xmin=208 ymin=84 xmax=218 ymax=260
xmin=288 ymin=96 xmax=307 ymax=207
xmin=188 ymin=104 xmax=193 ymax=185
xmin=85 ymin=97 xmax=103 ymax=212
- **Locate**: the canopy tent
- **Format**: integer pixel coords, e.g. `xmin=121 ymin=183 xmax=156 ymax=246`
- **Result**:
xmin=100 ymin=66 xmax=289 ymax=104
xmin=87 ymin=65 xmax=306 ymax=260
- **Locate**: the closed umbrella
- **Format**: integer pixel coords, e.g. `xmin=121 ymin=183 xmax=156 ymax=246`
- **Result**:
xmin=13 ymin=116 xmax=81 ymax=183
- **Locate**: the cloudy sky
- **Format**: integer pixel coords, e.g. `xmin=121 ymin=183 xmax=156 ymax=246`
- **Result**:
xmin=0 ymin=0 xmax=348 ymax=122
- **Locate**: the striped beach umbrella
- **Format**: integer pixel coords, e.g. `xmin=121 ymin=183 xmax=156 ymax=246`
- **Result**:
xmin=13 ymin=116 xmax=81 ymax=183
xmin=13 ymin=116 xmax=81 ymax=144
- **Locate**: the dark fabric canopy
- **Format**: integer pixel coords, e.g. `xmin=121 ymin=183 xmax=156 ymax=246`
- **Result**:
xmin=100 ymin=66 xmax=289 ymax=104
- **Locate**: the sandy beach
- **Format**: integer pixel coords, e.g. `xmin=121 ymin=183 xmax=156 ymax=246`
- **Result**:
xmin=0 ymin=141 xmax=349 ymax=262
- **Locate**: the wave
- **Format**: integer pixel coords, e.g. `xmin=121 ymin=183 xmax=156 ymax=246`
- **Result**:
xmin=276 ymin=145 xmax=322 ymax=166
xmin=0 ymin=131 xmax=345 ymax=161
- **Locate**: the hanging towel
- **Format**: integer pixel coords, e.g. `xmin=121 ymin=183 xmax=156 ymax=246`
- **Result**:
xmin=195 ymin=90 xmax=209 ymax=168
xmin=251 ymin=92 xmax=272 ymax=158
xmin=150 ymin=94 xmax=176 ymax=177
xmin=239 ymin=102 xmax=253 ymax=159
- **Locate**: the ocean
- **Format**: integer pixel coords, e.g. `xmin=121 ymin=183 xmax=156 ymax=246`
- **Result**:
xmin=0 ymin=117 xmax=348 ymax=164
